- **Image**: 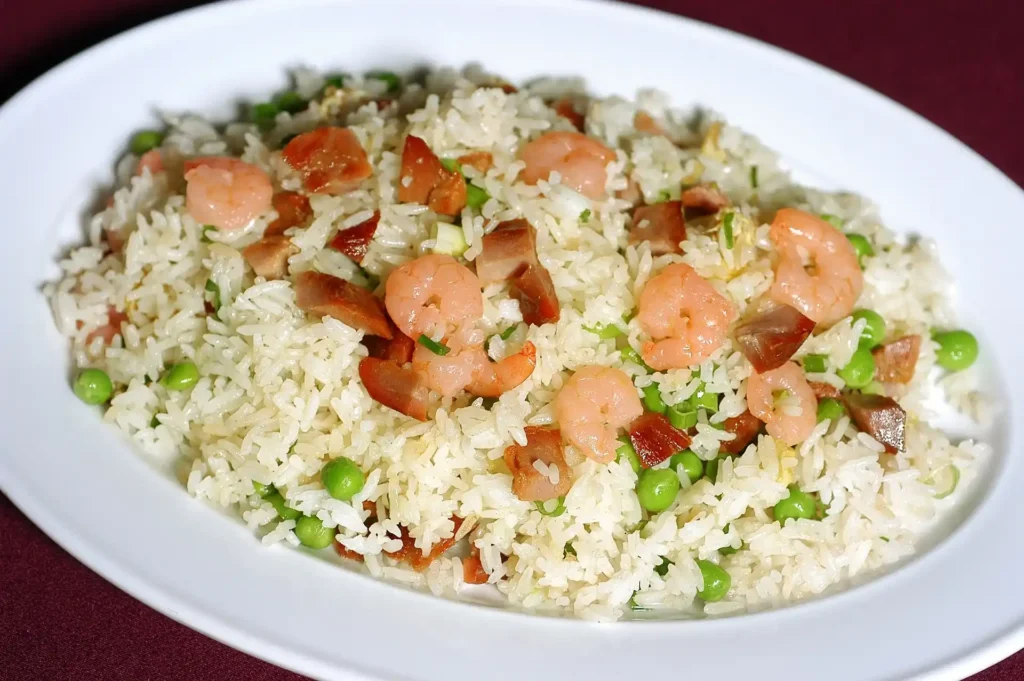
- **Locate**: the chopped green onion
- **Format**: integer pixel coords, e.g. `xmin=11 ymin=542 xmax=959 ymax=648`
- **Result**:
xmin=657 ymin=189 xmax=672 ymax=203
xmin=200 ymin=225 xmax=217 ymax=243
xmin=499 ymin=325 xmax=518 ymax=341
xmin=466 ymin=183 xmax=490 ymax=210
xmin=926 ymin=464 xmax=960 ymax=499
xmin=749 ymin=165 xmax=759 ymax=189
xmin=722 ymin=211 xmax=735 ymax=249
xmin=250 ymin=481 xmax=272 ymax=497
xmin=689 ymin=383 xmax=718 ymax=412
xmin=820 ymin=213 xmax=844 ymax=228
xmin=367 ymin=70 xmax=401 ymax=92
xmin=584 ymin=323 xmax=623 ymax=339
xmin=667 ymin=403 xmax=698 ymax=430
xmin=579 ymin=208 xmax=592 ymax=223
xmin=439 ymin=158 xmax=462 ymax=173
xmin=273 ymin=91 xmax=306 ymax=113
xmin=620 ymin=346 xmax=650 ymax=371
xmin=642 ymin=384 xmax=666 ymax=414
xmin=417 ymin=334 xmax=450 ymax=356
xmin=251 ymin=102 xmax=279 ymax=129
xmin=535 ymin=497 xmax=566 ymax=517
xmin=862 ymin=380 xmax=885 ymax=396
xmin=628 ymin=595 xmax=648 ymax=611
xmin=802 ymin=354 xmax=828 ymax=373
xmin=324 ymin=74 xmax=346 ymax=90
xmin=705 ymin=457 xmax=720 ymax=483
xmin=432 ymin=222 xmax=468 ymax=257
xmin=205 ymin=279 xmax=221 ymax=311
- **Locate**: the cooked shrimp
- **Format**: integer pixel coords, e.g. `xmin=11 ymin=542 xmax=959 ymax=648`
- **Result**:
xmin=466 ymin=341 xmax=537 ymax=397
xmin=184 ymin=157 xmax=273 ymax=231
xmin=413 ymin=342 xmax=536 ymax=399
xmin=519 ymin=131 xmax=616 ymax=200
xmin=136 ymin=150 xmax=164 ymax=176
xmin=637 ymin=263 xmax=737 ymax=371
xmin=769 ymin=208 xmax=863 ymax=325
xmin=384 ymin=254 xmax=483 ymax=341
xmin=746 ymin=362 xmax=817 ymax=446
xmin=554 ymin=365 xmax=643 ymax=463
xmin=412 ymin=344 xmax=477 ymax=398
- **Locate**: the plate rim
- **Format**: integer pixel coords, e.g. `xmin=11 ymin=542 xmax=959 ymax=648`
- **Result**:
xmin=1 ymin=1 xmax=1022 ymax=680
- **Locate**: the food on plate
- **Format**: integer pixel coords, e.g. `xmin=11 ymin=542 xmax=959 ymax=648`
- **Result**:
xmin=46 ymin=65 xmax=991 ymax=621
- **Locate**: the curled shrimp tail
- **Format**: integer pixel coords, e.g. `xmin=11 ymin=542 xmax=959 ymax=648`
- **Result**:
xmin=467 ymin=342 xmax=537 ymax=397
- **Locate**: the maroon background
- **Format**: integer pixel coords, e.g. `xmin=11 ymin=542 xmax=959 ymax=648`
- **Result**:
xmin=1 ymin=1 xmax=1021 ymax=679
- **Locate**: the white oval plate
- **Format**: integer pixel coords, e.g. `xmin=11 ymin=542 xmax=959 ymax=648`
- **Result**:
xmin=1 ymin=1 xmax=1022 ymax=679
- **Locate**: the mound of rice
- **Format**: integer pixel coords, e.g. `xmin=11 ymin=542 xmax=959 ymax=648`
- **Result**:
xmin=45 ymin=64 xmax=992 ymax=621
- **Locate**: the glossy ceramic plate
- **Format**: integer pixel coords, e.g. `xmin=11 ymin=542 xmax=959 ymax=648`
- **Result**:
xmin=1 ymin=1 xmax=1022 ymax=679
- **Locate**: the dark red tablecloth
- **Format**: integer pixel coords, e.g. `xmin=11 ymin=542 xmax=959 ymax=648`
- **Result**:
xmin=1 ymin=1 xmax=1021 ymax=679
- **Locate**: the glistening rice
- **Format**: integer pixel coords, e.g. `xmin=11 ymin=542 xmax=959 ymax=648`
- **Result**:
xmin=45 ymin=64 xmax=991 ymax=621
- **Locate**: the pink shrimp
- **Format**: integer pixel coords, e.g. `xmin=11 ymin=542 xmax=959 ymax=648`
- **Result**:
xmin=637 ymin=263 xmax=737 ymax=371
xmin=554 ymin=365 xmax=643 ymax=463
xmin=384 ymin=254 xmax=483 ymax=342
xmin=184 ymin=157 xmax=273 ymax=231
xmin=769 ymin=208 xmax=864 ymax=325
xmin=745 ymin=361 xmax=817 ymax=446
xmin=412 ymin=341 xmax=537 ymax=399
xmin=136 ymin=149 xmax=164 ymax=176
xmin=519 ymin=131 xmax=616 ymax=200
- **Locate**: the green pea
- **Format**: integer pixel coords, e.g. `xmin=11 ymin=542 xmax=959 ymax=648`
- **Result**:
xmin=642 ymin=384 xmax=666 ymax=414
xmin=636 ymin=468 xmax=680 ymax=513
xmin=160 ymin=362 xmax=200 ymax=391
xmin=130 ymin=130 xmax=163 ymax=155
xmin=367 ymin=70 xmax=401 ymax=92
xmin=670 ymin=449 xmax=703 ymax=483
xmin=321 ymin=457 xmax=365 ymax=501
xmin=251 ymin=481 xmax=272 ymax=497
xmin=273 ymin=91 xmax=306 ymax=113
xmin=466 ymin=183 xmax=490 ymax=210
xmin=846 ymin=234 xmax=874 ymax=266
xmin=851 ymin=309 xmax=885 ymax=349
xmin=837 ymin=348 xmax=875 ymax=389
xmin=816 ymin=397 xmax=846 ymax=424
xmin=73 ymin=368 xmax=113 ymax=405
xmin=294 ymin=515 xmax=337 ymax=549
xmin=696 ymin=559 xmax=731 ymax=602
xmin=932 ymin=329 xmax=979 ymax=372
xmin=773 ymin=486 xmax=817 ymax=525
xmin=616 ymin=438 xmax=642 ymax=476
xmin=266 ymin=491 xmax=301 ymax=520
xmin=251 ymin=102 xmax=280 ymax=129
xmin=324 ymin=73 xmax=346 ymax=89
